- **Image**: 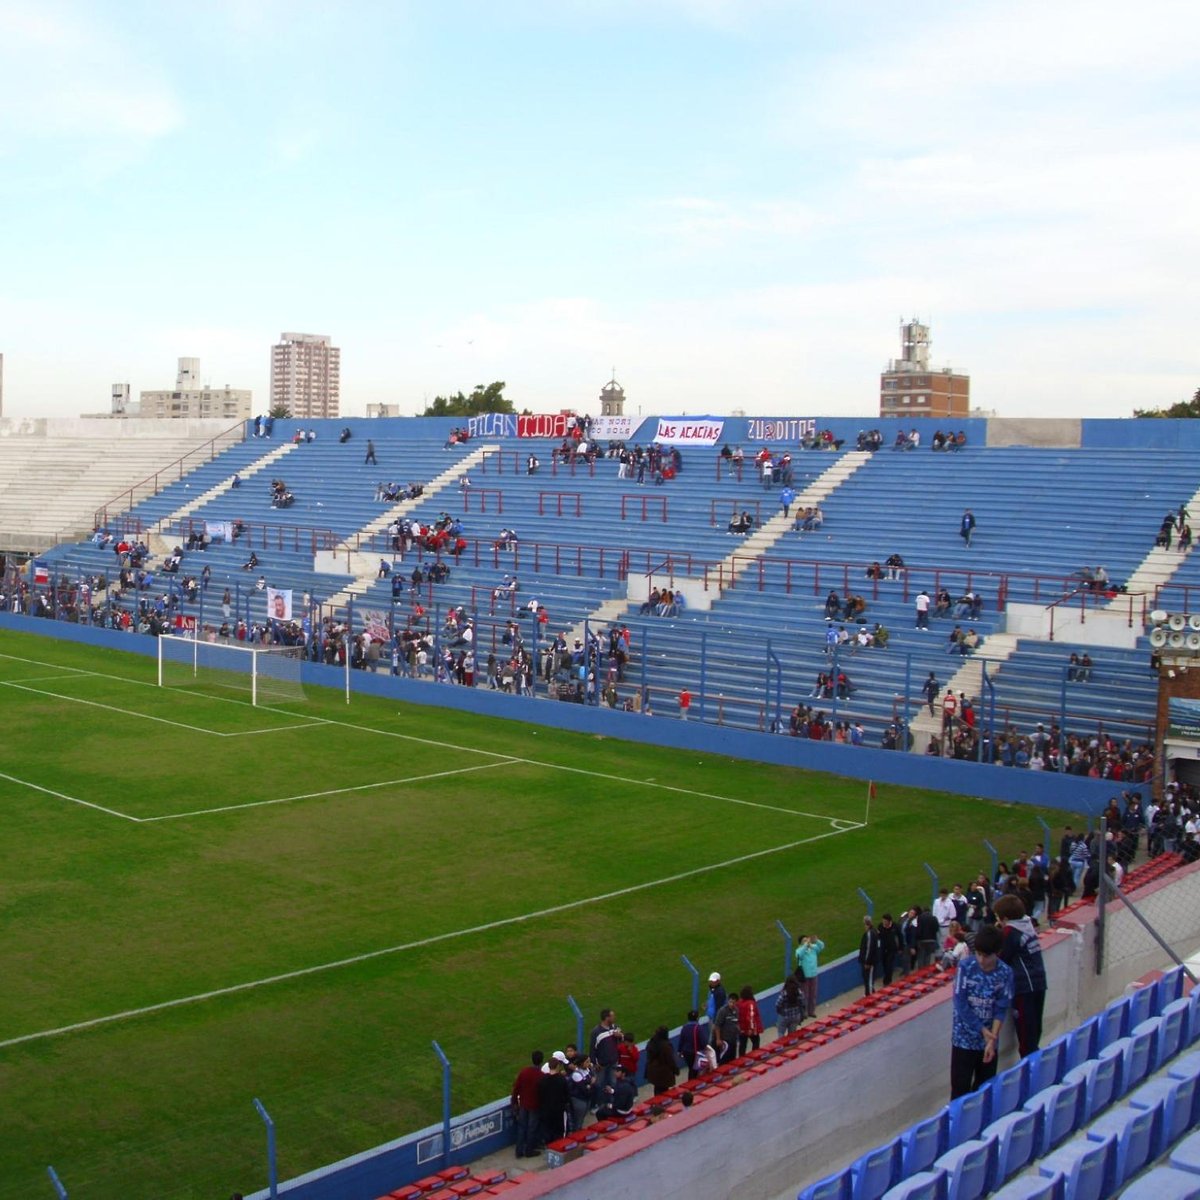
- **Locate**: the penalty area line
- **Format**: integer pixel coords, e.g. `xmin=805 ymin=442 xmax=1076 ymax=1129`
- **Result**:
xmin=137 ymin=759 xmax=521 ymax=821
xmin=0 ymin=822 xmax=858 ymax=1050
xmin=0 ymin=770 xmax=141 ymax=823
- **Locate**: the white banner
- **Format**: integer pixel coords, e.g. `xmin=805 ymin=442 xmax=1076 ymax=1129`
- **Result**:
xmin=590 ymin=416 xmax=635 ymax=441
xmin=206 ymin=520 xmax=234 ymax=543
xmin=362 ymin=609 xmax=390 ymax=643
xmin=653 ymin=418 xmax=725 ymax=446
xmin=267 ymin=587 xmax=293 ymax=621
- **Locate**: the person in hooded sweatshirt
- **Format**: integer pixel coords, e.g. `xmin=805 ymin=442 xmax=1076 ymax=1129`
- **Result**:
xmin=993 ymin=894 xmax=1047 ymax=1058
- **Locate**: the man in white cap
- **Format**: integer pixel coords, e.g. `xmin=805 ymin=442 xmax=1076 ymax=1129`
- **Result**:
xmin=706 ymin=971 xmax=727 ymax=1023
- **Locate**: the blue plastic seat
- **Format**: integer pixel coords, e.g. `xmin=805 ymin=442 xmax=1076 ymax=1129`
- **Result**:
xmin=934 ymin=1137 xmax=996 ymax=1200
xmin=1187 ymin=989 xmax=1200 ymax=1048
xmin=1097 ymin=997 xmax=1129 ymax=1049
xmin=1063 ymin=1056 xmax=1117 ymax=1122
xmin=1086 ymin=1101 xmax=1159 ymax=1187
xmin=1038 ymin=1130 xmax=1117 ymax=1200
xmin=880 ymin=1170 xmax=947 ymax=1200
xmin=902 ymin=1112 xmax=949 ymax=1176
xmin=1171 ymin=1128 xmax=1200 ymax=1176
xmin=1158 ymin=997 xmax=1191 ymax=1064
xmin=1127 ymin=984 xmax=1155 ymax=1031
xmin=800 ymin=1168 xmax=853 ymax=1200
xmin=1024 ymin=1079 xmax=1086 ymax=1154
xmin=948 ymin=1089 xmax=989 ymax=1148
xmin=851 ymin=1137 xmax=902 ymax=1200
xmin=1153 ymin=967 xmax=1186 ymax=1012
xmin=1129 ymin=1073 xmax=1199 ymax=1157
xmin=1031 ymin=1041 xmax=1067 ymax=1094
xmin=1064 ymin=1018 xmax=1099 ymax=1072
xmin=1116 ymin=1165 xmax=1200 ymax=1200
xmin=989 ymin=1061 xmax=1030 ymax=1124
xmin=982 ymin=1107 xmax=1042 ymax=1189
xmin=991 ymin=1172 xmax=1064 ymax=1200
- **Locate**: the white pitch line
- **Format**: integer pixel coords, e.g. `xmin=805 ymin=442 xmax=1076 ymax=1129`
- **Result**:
xmin=0 ymin=770 xmax=141 ymax=823
xmin=0 ymin=681 xmax=227 ymax=736
xmin=0 ymin=649 xmax=860 ymax=826
xmin=220 ymin=721 xmax=332 ymax=737
xmin=138 ymin=760 xmax=520 ymax=821
xmin=0 ymin=822 xmax=857 ymax=1051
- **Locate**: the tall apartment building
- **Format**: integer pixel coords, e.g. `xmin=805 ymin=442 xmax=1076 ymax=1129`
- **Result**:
xmin=271 ymin=332 xmax=340 ymax=419
xmin=879 ymin=319 xmax=970 ymax=420
xmin=137 ymin=357 xmax=252 ymax=420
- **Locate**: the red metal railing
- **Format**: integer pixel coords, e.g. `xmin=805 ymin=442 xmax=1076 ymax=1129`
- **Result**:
xmin=1045 ymin=589 xmax=1148 ymax=640
xmin=620 ymin=495 xmax=668 ymax=523
xmin=538 ymin=492 xmax=583 ymax=518
xmin=460 ymin=488 xmax=503 ymax=514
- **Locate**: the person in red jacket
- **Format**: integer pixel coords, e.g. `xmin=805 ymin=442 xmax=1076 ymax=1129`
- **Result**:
xmin=736 ymin=986 xmax=764 ymax=1056
xmin=617 ymin=1031 xmax=641 ymax=1080
xmin=510 ymin=1050 xmax=544 ymax=1158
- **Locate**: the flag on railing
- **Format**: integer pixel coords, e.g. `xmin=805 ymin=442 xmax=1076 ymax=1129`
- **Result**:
xmin=33 ymin=562 xmax=49 ymax=585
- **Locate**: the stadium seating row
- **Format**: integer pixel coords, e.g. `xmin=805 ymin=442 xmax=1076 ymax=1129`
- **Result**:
xmin=800 ymin=968 xmax=1195 ymax=1200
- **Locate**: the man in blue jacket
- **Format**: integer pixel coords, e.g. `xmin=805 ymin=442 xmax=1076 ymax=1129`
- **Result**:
xmin=951 ymin=924 xmax=1013 ymax=1098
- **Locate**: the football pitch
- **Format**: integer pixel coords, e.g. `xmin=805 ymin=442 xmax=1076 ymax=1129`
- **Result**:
xmin=0 ymin=628 xmax=1079 ymax=1200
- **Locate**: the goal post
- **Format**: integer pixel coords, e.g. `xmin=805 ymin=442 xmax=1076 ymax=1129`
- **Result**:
xmin=157 ymin=634 xmax=306 ymax=706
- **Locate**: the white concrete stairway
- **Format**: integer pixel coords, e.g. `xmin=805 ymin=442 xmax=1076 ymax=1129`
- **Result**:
xmin=324 ymin=444 xmax=499 ymax=609
xmin=906 ymin=631 xmax=1021 ymax=750
xmin=149 ymin=443 xmax=296 ymax=535
xmin=1102 ymin=481 xmax=1200 ymax=615
xmin=563 ymin=451 xmax=873 ymax=647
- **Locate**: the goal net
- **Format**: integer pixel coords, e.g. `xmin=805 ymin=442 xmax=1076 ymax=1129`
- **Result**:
xmin=157 ymin=634 xmax=306 ymax=707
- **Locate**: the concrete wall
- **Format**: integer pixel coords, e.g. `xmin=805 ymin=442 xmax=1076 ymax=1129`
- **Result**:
xmin=0 ymin=416 xmax=234 ymax=439
xmin=986 ymin=418 xmax=1081 ymax=448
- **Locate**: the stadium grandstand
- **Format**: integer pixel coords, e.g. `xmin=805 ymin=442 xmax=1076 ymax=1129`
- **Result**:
xmin=4 ymin=410 xmax=1200 ymax=1200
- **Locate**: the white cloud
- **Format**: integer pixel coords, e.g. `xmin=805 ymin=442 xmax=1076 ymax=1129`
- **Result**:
xmin=0 ymin=1 xmax=181 ymax=148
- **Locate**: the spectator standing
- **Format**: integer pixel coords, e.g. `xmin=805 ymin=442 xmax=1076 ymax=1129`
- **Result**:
xmin=706 ymin=971 xmax=727 ymax=1022
xmin=915 ymin=589 xmax=931 ymax=630
xmin=932 ymin=888 xmax=957 ymax=946
xmin=857 ymin=915 xmax=879 ymax=996
xmin=364 ymin=439 xmax=377 ymax=465
xmin=795 ymin=935 xmax=824 ymax=1017
xmin=780 ymin=485 xmax=795 ymax=519
xmin=775 ymin=976 xmax=806 ymax=1037
xmin=679 ymin=687 xmax=691 ymax=721
xmin=537 ymin=1059 xmax=571 ymax=1147
xmin=712 ymin=993 xmax=740 ymax=1064
xmin=644 ymin=1026 xmax=679 ymax=1095
xmin=678 ymin=1010 xmax=709 ymax=1080
xmin=994 ymin=895 xmax=1048 ymax=1058
xmin=950 ymin=924 xmax=1013 ymax=1099
xmin=510 ymin=1051 xmax=544 ymax=1158
xmin=736 ymin=985 xmax=764 ymax=1055
xmin=960 ymin=509 xmax=976 ymax=548
xmin=922 ymin=671 xmax=938 ymax=714
xmin=877 ymin=913 xmax=900 ymax=985
xmin=588 ymin=1008 xmax=622 ymax=1093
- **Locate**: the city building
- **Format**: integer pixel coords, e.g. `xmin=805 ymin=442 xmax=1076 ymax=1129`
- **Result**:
xmin=879 ymin=319 xmax=969 ymax=420
xmin=599 ymin=374 xmax=626 ymax=416
xmin=270 ymin=332 xmax=340 ymax=419
xmin=135 ymin=358 xmax=252 ymax=420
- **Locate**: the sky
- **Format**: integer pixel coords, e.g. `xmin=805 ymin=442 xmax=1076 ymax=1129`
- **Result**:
xmin=0 ymin=0 xmax=1197 ymax=421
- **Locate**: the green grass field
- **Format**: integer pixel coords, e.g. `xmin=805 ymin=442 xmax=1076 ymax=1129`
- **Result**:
xmin=0 ymin=628 xmax=1081 ymax=1200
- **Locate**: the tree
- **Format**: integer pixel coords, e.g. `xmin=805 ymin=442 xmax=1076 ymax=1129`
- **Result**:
xmin=1134 ymin=389 xmax=1200 ymax=418
xmin=420 ymin=381 xmax=513 ymax=417
xmin=269 ymin=401 xmax=291 ymax=419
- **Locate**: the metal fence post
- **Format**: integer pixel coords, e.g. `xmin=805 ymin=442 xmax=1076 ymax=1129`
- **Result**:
xmin=775 ymin=919 xmax=794 ymax=981
xmin=46 ymin=1167 xmax=67 ymax=1200
xmin=432 ymin=1041 xmax=453 ymax=1166
xmin=857 ymin=887 xmax=875 ymax=919
xmin=681 ymin=954 xmax=700 ymax=1015
xmin=923 ymin=862 xmax=939 ymax=909
xmin=566 ymin=995 xmax=584 ymax=1054
xmin=982 ymin=839 xmax=999 ymax=884
xmin=252 ymin=1098 xmax=278 ymax=1200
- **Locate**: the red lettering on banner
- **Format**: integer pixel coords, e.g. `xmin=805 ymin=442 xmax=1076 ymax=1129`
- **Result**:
xmin=517 ymin=413 xmax=571 ymax=439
